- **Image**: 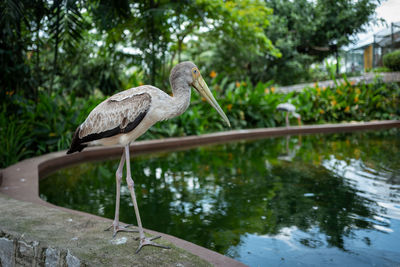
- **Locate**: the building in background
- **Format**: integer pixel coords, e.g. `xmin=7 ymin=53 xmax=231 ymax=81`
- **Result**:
xmin=345 ymin=22 xmax=400 ymax=72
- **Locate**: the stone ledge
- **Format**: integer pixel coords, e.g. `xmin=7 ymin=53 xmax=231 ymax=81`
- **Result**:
xmin=0 ymin=231 xmax=81 ymax=267
xmin=0 ymin=194 xmax=214 ymax=267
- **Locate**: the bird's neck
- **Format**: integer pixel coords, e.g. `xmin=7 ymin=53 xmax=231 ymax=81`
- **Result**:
xmin=167 ymin=78 xmax=191 ymax=119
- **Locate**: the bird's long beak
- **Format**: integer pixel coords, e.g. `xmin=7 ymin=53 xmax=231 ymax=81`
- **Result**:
xmin=192 ymin=75 xmax=231 ymax=127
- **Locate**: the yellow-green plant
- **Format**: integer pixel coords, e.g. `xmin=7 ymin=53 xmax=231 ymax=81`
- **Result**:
xmin=1 ymin=75 xmax=399 ymax=168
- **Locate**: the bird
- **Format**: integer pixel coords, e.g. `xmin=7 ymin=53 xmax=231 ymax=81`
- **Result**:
xmin=276 ymin=102 xmax=301 ymax=127
xmin=277 ymin=135 xmax=302 ymax=162
xmin=66 ymin=61 xmax=230 ymax=253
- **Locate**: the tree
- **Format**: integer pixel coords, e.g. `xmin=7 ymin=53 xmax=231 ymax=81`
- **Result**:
xmin=186 ymin=0 xmax=281 ymax=84
xmin=0 ymin=0 xmax=90 ymax=100
xmin=187 ymin=0 xmax=380 ymax=86
xmin=48 ymin=0 xmax=87 ymax=92
xmin=261 ymin=0 xmax=380 ymax=85
xmin=0 ymin=0 xmax=42 ymax=100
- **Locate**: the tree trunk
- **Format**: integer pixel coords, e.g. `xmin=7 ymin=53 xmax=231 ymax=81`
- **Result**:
xmin=50 ymin=1 xmax=61 ymax=93
xmin=149 ymin=0 xmax=156 ymax=85
xmin=35 ymin=16 xmax=41 ymax=102
xmin=178 ymin=38 xmax=182 ymax=62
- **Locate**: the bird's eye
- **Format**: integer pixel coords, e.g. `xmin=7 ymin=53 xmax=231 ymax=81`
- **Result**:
xmin=192 ymin=67 xmax=199 ymax=77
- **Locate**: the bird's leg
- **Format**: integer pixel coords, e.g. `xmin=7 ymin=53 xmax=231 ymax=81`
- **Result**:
xmin=285 ymin=112 xmax=290 ymax=127
xmin=124 ymin=145 xmax=170 ymax=253
xmin=105 ymin=151 xmax=137 ymax=237
xmin=286 ymin=135 xmax=290 ymax=154
xmin=297 ymin=116 xmax=302 ymax=126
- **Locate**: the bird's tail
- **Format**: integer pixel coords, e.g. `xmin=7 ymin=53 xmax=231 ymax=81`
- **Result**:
xmin=67 ymin=127 xmax=87 ymax=154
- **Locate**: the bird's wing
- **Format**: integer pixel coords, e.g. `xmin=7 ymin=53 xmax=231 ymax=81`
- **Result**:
xmin=67 ymin=92 xmax=152 ymax=154
xmin=79 ymin=92 xmax=152 ymax=139
xmin=276 ymin=103 xmax=296 ymax=112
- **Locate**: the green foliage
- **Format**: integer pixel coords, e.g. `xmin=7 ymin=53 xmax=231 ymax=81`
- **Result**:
xmin=0 ymin=91 xmax=106 ymax=168
xmin=187 ymin=0 xmax=281 ymax=84
xmin=0 ymin=0 xmax=40 ymax=99
xmin=1 ymin=76 xmax=399 ymax=169
xmin=256 ymin=0 xmax=379 ymax=85
xmin=369 ymin=66 xmax=392 ymax=73
xmin=293 ymin=77 xmax=400 ymax=123
xmin=0 ymin=0 xmax=380 ymax=104
xmin=0 ymin=0 xmax=390 ymax=168
xmin=0 ymin=113 xmax=33 ymax=168
xmin=191 ymin=0 xmax=379 ymax=86
xmin=383 ymin=50 xmax=400 ymax=71
xmin=0 ymin=0 xmax=281 ymax=102
xmin=142 ymin=76 xmax=400 ymax=140
xmin=1 ymin=77 xmax=399 ymax=168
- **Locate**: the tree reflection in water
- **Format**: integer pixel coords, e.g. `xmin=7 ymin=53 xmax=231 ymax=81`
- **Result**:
xmin=40 ymin=129 xmax=400 ymax=265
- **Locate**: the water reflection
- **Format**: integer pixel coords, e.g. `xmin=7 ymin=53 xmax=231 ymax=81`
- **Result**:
xmin=277 ymin=135 xmax=301 ymax=162
xmin=40 ymin=129 xmax=400 ymax=266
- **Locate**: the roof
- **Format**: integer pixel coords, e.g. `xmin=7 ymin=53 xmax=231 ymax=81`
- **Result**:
xmin=346 ymin=21 xmax=400 ymax=51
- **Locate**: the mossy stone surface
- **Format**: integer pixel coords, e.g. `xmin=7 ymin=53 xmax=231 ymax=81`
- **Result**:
xmin=0 ymin=194 xmax=211 ymax=266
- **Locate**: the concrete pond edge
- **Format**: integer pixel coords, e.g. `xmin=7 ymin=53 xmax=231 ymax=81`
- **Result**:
xmin=1 ymin=120 xmax=400 ymax=266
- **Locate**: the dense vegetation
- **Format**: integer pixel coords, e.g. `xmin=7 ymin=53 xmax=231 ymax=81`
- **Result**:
xmin=1 ymin=0 xmax=379 ymax=100
xmin=2 ymin=75 xmax=399 ymax=168
xmin=2 ymin=0 xmax=395 ymax=169
xmin=383 ymin=49 xmax=400 ymax=71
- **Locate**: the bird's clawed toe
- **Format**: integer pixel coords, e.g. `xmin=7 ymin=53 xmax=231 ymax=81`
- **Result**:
xmin=105 ymin=223 xmax=138 ymax=238
xmin=135 ymin=236 xmax=170 ymax=254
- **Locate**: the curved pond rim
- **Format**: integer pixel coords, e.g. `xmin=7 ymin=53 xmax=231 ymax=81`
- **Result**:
xmin=40 ymin=120 xmax=400 ymax=179
xmin=2 ymin=120 xmax=400 ymax=203
xmin=1 ymin=120 xmax=399 ymax=266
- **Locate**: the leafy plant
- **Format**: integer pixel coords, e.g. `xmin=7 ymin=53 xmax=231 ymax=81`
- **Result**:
xmin=1 ymin=74 xmax=399 ymax=169
xmin=383 ymin=50 xmax=400 ymax=71
xmin=293 ymin=76 xmax=400 ymax=123
xmin=370 ymin=66 xmax=392 ymax=73
xmin=0 ymin=113 xmax=33 ymax=168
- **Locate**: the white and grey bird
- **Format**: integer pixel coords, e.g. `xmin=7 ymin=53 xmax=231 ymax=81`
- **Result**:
xmin=276 ymin=102 xmax=301 ymax=126
xmin=67 ymin=61 xmax=230 ymax=253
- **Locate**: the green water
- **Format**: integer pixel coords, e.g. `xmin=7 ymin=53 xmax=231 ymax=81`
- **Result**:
xmin=40 ymin=129 xmax=400 ymax=266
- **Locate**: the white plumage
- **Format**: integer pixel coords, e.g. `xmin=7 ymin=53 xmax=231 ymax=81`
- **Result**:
xmin=276 ymin=102 xmax=296 ymax=113
xmin=276 ymin=102 xmax=301 ymax=126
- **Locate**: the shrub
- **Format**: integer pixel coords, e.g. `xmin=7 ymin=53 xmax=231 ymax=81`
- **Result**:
xmin=383 ymin=50 xmax=400 ymax=71
xmin=371 ymin=67 xmax=392 ymax=73
xmin=293 ymin=76 xmax=400 ymax=123
xmin=1 ymin=75 xmax=399 ymax=168
xmin=0 ymin=114 xmax=33 ymax=168
xmin=0 ymin=91 xmax=106 ymax=168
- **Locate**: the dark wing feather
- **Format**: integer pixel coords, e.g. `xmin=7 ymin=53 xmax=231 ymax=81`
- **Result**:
xmin=67 ymin=93 xmax=151 ymax=154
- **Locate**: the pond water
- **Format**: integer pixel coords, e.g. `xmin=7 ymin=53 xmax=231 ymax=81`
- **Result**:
xmin=40 ymin=129 xmax=400 ymax=266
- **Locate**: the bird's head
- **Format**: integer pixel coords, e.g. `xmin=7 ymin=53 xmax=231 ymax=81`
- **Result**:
xmin=171 ymin=61 xmax=231 ymax=127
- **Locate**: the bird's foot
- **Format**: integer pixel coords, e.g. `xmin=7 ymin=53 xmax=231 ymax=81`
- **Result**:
xmin=135 ymin=235 xmax=170 ymax=254
xmin=105 ymin=223 xmax=138 ymax=238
